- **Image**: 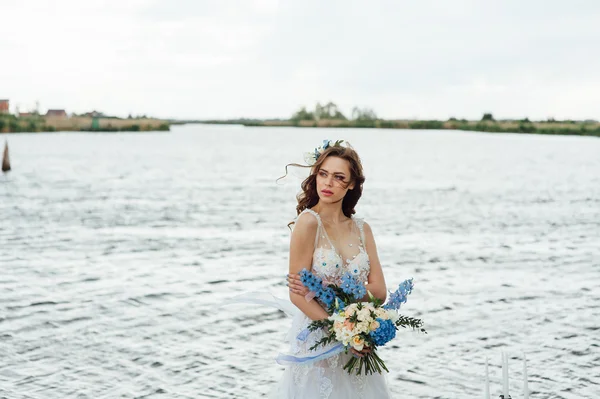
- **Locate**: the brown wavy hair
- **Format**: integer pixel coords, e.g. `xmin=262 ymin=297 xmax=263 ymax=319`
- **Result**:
xmin=278 ymin=143 xmax=366 ymax=228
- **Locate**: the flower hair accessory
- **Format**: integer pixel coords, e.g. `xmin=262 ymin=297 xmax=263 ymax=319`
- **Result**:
xmin=303 ymin=139 xmax=344 ymax=166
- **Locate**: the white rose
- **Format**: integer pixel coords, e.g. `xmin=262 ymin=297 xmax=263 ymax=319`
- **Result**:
xmin=340 ymin=331 xmax=353 ymax=346
xmin=386 ymin=309 xmax=399 ymax=322
xmin=357 ymin=309 xmax=370 ymax=322
xmin=345 ymin=306 xmax=357 ymax=317
xmin=357 ymin=321 xmax=371 ymax=334
xmin=376 ymin=308 xmax=389 ymax=320
xmin=330 ymin=312 xmax=345 ymax=323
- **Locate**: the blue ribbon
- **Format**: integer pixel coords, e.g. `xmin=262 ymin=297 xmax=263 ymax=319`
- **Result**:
xmin=296 ymin=328 xmax=311 ymax=341
xmin=275 ymin=343 xmax=345 ymax=366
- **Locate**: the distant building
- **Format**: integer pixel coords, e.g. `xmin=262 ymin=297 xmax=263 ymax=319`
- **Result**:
xmin=82 ymin=110 xmax=104 ymax=118
xmin=18 ymin=112 xmax=35 ymax=118
xmin=46 ymin=109 xmax=67 ymax=118
xmin=0 ymin=99 xmax=9 ymax=114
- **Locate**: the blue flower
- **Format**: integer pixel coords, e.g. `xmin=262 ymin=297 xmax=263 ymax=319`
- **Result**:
xmin=299 ymin=268 xmax=340 ymax=306
xmin=341 ymin=272 xmax=366 ymax=300
xmin=352 ymin=285 xmax=366 ymax=299
xmin=322 ymin=139 xmax=330 ymax=149
xmin=369 ymin=318 xmax=396 ymax=346
xmin=320 ymin=287 xmax=336 ymax=306
xmin=383 ymin=278 xmax=414 ymax=310
xmin=307 ymin=279 xmax=320 ymax=292
xmin=299 ymin=269 xmax=311 ymax=285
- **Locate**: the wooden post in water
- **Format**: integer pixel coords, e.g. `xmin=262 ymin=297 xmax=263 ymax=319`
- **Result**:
xmin=2 ymin=141 xmax=10 ymax=172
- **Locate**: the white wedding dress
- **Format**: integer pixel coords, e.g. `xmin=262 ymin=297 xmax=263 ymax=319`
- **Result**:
xmin=269 ymin=208 xmax=394 ymax=398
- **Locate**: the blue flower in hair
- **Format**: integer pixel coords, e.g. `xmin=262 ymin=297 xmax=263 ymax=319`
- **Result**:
xmin=303 ymin=139 xmax=345 ymax=166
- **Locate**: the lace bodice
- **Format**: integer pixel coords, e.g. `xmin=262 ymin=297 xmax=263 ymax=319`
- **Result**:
xmin=298 ymin=208 xmax=370 ymax=285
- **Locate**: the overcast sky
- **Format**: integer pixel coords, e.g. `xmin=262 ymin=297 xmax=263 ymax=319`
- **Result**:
xmin=1 ymin=0 xmax=599 ymax=120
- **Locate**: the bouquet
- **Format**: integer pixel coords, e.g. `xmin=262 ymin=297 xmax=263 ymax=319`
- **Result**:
xmin=299 ymin=269 xmax=426 ymax=375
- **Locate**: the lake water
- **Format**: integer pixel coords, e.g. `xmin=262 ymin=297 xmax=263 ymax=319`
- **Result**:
xmin=0 ymin=124 xmax=599 ymax=398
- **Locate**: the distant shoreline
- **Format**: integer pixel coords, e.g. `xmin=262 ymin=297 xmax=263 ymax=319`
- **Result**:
xmin=0 ymin=115 xmax=170 ymax=133
xmin=197 ymin=118 xmax=600 ymax=137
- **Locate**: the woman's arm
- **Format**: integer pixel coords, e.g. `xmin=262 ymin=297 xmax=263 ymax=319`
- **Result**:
xmin=288 ymin=213 xmax=330 ymax=321
xmin=362 ymin=222 xmax=387 ymax=302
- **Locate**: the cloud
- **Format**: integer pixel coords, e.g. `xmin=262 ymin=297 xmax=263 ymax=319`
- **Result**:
xmin=0 ymin=0 xmax=598 ymax=120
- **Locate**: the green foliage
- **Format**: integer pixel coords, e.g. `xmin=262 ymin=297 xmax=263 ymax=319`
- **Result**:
xmin=395 ymin=315 xmax=427 ymax=333
xmin=0 ymin=114 xmax=168 ymax=133
xmin=291 ymin=106 xmax=315 ymax=121
xmin=472 ymin=122 xmax=504 ymax=132
xmin=315 ymin=102 xmax=347 ymax=120
xmin=290 ymin=102 xmax=377 ymax=123
xmin=204 ymin=106 xmax=600 ymax=138
xmin=292 ymin=102 xmax=347 ymax=121
xmin=351 ymin=107 xmax=377 ymax=121
xmin=9 ymin=120 xmax=19 ymax=132
xmin=343 ymin=347 xmax=388 ymax=375
xmin=518 ymin=121 xmax=536 ymax=133
xmin=378 ymin=120 xmax=396 ymax=128
xmin=353 ymin=120 xmax=377 ymax=128
xmin=409 ymin=120 xmax=444 ymax=130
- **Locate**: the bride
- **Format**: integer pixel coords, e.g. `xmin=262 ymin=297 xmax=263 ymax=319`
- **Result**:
xmin=272 ymin=140 xmax=394 ymax=398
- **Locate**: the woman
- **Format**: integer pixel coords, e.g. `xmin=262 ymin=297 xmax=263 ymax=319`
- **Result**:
xmin=273 ymin=140 xmax=393 ymax=398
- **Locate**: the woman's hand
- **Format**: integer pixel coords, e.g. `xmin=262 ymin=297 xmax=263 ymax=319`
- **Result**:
xmin=350 ymin=346 xmax=373 ymax=358
xmin=287 ymin=273 xmax=309 ymax=296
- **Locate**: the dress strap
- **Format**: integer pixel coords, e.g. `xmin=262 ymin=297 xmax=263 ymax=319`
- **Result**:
xmin=300 ymin=208 xmax=322 ymax=249
xmin=353 ymin=216 xmax=366 ymax=246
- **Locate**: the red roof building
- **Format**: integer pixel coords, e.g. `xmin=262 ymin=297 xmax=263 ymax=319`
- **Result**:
xmin=0 ymin=99 xmax=9 ymax=114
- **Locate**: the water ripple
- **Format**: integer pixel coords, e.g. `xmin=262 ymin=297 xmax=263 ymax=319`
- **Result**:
xmin=1 ymin=126 xmax=599 ymax=398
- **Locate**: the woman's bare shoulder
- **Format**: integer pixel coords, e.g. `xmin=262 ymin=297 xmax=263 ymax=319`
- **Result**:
xmin=293 ymin=211 xmax=319 ymax=233
xmin=363 ymin=221 xmax=375 ymax=237
xmin=290 ymin=212 xmax=319 ymax=253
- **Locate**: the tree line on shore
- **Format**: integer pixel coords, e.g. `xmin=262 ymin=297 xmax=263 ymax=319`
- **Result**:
xmin=261 ymin=103 xmax=599 ymax=136
xmin=291 ymin=102 xmax=378 ymax=123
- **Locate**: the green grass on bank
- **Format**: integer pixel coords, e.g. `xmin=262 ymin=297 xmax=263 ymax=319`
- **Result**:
xmin=201 ymin=118 xmax=600 ymax=137
xmin=0 ymin=114 xmax=170 ymax=133
xmin=198 ymin=103 xmax=599 ymax=137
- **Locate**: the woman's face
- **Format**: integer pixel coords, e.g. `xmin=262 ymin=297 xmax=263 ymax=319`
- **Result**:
xmin=316 ymin=156 xmax=355 ymax=203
